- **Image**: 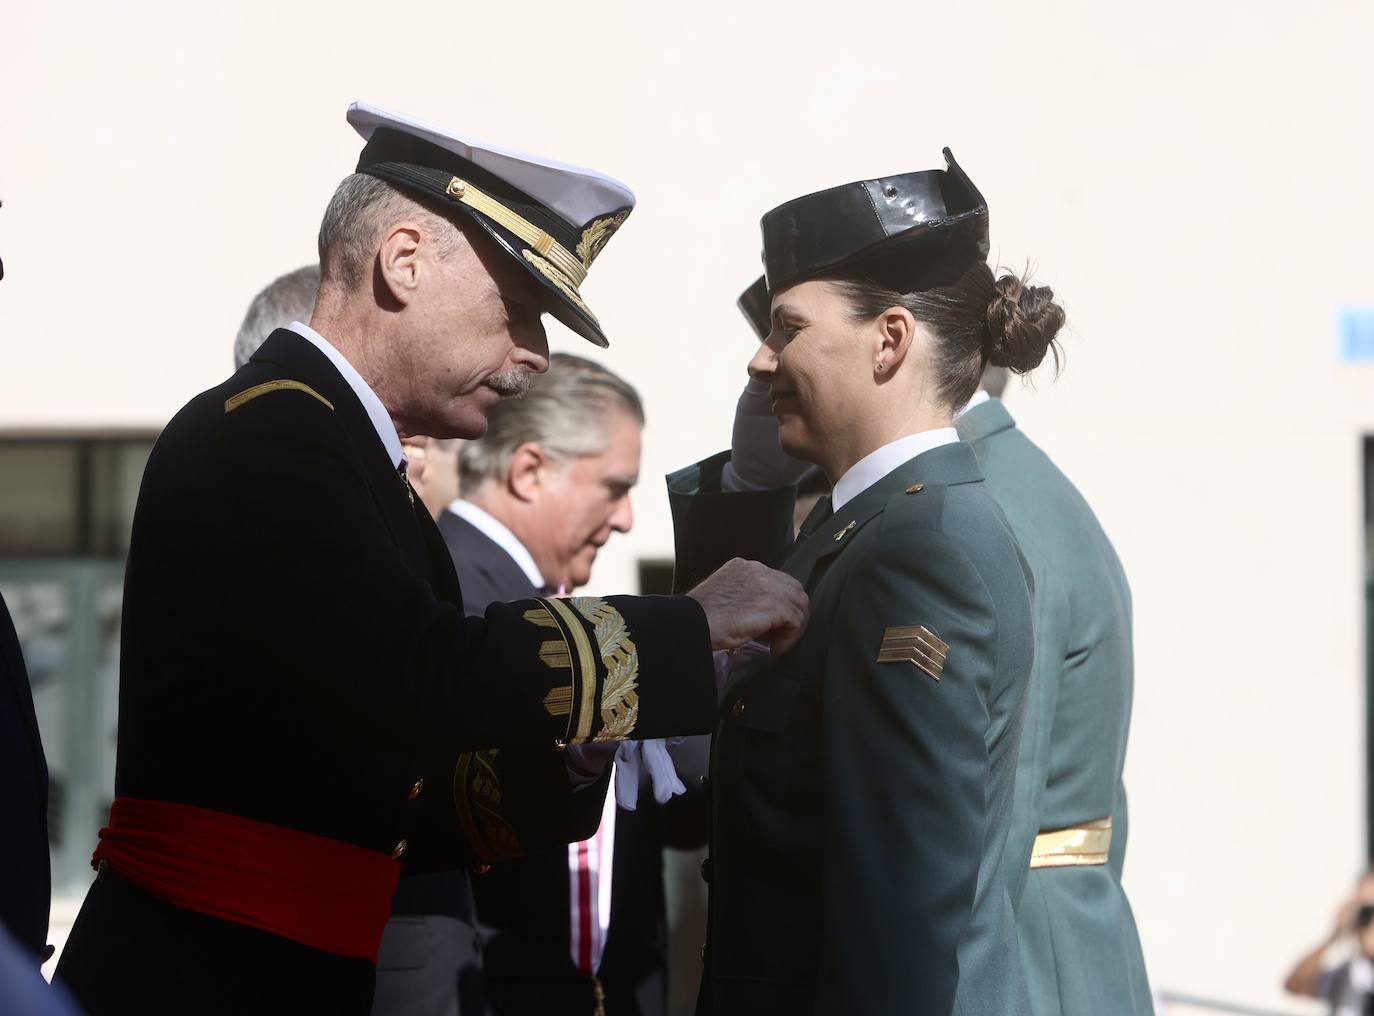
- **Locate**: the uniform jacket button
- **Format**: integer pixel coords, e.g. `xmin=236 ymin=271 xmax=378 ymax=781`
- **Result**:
xmin=700 ymin=857 xmax=713 ymax=883
xmin=699 ymin=774 xmax=710 ymax=793
xmin=391 ymin=839 xmax=408 ymax=860
xmin=408 ymin=779 xmax=424 ymax=801
xmin=730 ymin=699 xmax=746 ymax=720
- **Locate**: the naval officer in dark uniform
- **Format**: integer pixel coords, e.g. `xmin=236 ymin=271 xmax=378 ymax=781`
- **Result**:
xmin=669 ymin=152 xmax=1063 ymax=1014
xmin=53 ymin=101 xmax=807 ymax=1016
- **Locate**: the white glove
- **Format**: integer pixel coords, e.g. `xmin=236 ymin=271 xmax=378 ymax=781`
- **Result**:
xmin=722 ymin=378 xmax=813 ymax=492
xmin=612 ymin=738 xmax=687 ymax=810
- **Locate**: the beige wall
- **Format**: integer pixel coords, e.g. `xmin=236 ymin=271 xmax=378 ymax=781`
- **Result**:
xmin=5 ymin=1 xmax=1374 ymax=1010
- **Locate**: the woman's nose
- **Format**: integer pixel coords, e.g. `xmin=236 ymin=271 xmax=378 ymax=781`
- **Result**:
xmin=748 ymin=341 xmax=778 ymax=380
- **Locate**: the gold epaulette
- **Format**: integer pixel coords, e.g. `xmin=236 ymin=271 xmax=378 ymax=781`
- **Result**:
xmin=1030 ymin=817 xmax=1112 ymax=869
xmin=225 ymin=380 xmax=334 ymax=414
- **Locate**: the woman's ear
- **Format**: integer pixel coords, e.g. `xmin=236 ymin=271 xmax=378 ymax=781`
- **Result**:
xmin=507 ymin=442 xmax=549 ymax=502
xmin=874 ymin=305 xmax=918 ymax=374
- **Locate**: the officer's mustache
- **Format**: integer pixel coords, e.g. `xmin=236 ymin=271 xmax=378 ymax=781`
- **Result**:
xmin=486 ymin=369 xmax=534 ymax=398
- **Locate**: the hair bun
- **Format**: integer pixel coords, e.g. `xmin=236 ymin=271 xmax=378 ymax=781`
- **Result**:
xmin=984 ymin=272 xmax=1065 ymax=374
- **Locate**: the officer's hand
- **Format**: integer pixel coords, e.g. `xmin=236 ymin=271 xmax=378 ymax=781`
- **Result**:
xmin=687 ymin=558 xmax=809 ymax=655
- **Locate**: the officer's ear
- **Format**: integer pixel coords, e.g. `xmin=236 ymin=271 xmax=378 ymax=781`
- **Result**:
xmin=507 ymin=441 xmax=552 ymax=503
xmin=375 ymin=223 xmax=425 ymax=307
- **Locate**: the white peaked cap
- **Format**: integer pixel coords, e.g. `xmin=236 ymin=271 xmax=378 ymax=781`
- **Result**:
xmin=346 ymin=102 xmax=635 ymax=229
xmin=344 ymin=100 xmax=637 ymax=347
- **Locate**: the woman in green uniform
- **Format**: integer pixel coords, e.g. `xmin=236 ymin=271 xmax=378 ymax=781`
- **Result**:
xmin=669 ymin=151 xmax=1065 ymax=1015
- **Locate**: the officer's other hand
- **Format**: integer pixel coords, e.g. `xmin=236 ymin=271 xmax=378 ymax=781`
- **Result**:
xmin=687 ymin=558 xmax=809 ymax=655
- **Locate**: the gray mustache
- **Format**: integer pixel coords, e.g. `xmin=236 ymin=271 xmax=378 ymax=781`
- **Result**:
xmin=486 ymin=371 xmax=533 ymax=398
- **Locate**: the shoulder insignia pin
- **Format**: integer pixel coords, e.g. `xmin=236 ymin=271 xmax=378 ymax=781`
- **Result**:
xmin=833 ymin=520 xmax=857 ymax=541
xmin=877 ymin=625 xmax=948 ymax=681
xmin=224 ymin=380 xmax=334 ymax=414
xmin=905 ymin=483 xmax=924 ymax=494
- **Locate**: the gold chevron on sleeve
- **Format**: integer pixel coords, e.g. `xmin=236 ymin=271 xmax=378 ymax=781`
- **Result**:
xmin=525 ymin=603 xmax=575 ymax=718
xmin=541 ymin=685 xmax=573 ymax=718
xmin=877 ymin=625 xmax=949 ymax=681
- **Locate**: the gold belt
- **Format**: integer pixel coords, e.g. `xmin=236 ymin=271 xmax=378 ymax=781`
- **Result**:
xmin=1029 ymin=817 xmax=1112 ymax=869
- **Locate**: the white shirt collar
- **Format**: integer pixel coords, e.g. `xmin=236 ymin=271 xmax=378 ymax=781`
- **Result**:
xmin=956 ymin=389 xmax=991 ymax=418
xmin=831 ymin=428 xmax=960 ymax=512
xmin=285 ymin=321 xmax=405 ymax=469
xmin=446 ymin=499 xmax=547 ymax=590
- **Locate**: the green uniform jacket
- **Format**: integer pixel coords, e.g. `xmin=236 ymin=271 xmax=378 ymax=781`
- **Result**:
xmin=668 ymin=442 xmax=1035 ymax=1016
xmin=957 ymin=398 xmax=1151 ymax=1016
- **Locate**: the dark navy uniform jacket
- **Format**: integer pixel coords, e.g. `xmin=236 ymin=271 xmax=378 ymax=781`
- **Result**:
xmin=54 ymin=329 xmax=716 ymax=1016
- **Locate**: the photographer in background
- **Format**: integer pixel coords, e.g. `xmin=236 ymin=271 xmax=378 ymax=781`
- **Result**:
xmin=1285 ymin=872 xmax=1374 ymax=1015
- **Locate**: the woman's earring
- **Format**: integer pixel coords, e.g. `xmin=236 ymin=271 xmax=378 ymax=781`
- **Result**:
xmin=875 ymin=362 xmax=885 ymax=373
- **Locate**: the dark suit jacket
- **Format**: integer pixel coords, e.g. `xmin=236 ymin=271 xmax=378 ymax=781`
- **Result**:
xmin=0 ymin=592 xmax=50 ymax=961
xmin=958 ymin=399 xmax=1150 ymax=1016
xmin=53 ymin=329 xmax=716 ymax=1016
xmin=439 ymin=509 xmax=709 ymax=1016
xmin=670 ymin=445 xmax=1035 ymax=1016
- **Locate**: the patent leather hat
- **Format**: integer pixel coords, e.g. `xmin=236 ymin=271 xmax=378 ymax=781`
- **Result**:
xmin=737 ymin=276 xmax=770 ymax=340
xmin=761 ymin=148 xmax=988 ymax=295
xmin=347 ymin=102 xmax=635 ymax=348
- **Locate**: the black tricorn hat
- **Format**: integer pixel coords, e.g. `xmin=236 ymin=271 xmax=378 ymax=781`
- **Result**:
xmin=737 ymin=276 xmax=771 ymax=341
xmin=347 ymin=102 xmax=635 ymax=349
xmin=761 ymin=148 xmax=989 ymax=296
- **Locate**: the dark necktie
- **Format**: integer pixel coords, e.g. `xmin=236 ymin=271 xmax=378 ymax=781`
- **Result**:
xmin=795 ymin=494 xmax=833 ymax=542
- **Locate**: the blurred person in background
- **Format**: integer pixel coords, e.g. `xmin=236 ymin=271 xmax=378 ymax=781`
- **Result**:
xmin=1 ymin=533 xmax=52 ymax=972
xmin=0 ymin=210 xmax=52 ymax=971
xmin=0 ymin=925 xmax=82 ymax=1016
xmin=1285 ymin=871 xmax=1374 ymax=1015
xmin=0 ymin=211 xmax=70 ymax=1013
xmin=404 ymin=437 xmax=464 ymax=521
xmin=957 ymin=364 xmax=1151 ymax=1014
xmin=232 ymin=264 xmax=321 ymax=369
xmin=425 ymin=353 xmax=706 ymax=1016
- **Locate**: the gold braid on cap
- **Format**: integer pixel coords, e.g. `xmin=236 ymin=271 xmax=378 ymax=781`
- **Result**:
xmin=445 ymin=178 xmax=588 ymax=289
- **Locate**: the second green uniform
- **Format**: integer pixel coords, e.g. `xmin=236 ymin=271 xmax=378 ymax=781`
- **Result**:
xmin=958 ymin=396 xmax=1151 ymax=1015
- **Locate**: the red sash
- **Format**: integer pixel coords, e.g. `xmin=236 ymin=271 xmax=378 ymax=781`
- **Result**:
xmin=93 ymin=796 xmax=400 ymax=962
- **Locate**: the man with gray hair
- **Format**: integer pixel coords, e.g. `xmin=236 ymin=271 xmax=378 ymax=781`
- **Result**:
xmin=232 ymin=264 xmax=322 ymax=369
xmin=54 ymin=102 xmax=805 ymax=1016
xmin=451 ymin=355 xmax=705 ymax=1016
xmin=445 ymin=353 xmax=641 ymax=602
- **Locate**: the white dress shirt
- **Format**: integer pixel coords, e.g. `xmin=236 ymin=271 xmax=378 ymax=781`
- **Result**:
xmin=445 ymin=499 xmax=547 ymax=590
xmin=831 ymin=427 xmax=960 ymax=512
xmin=285 ymin=321 xmax=405 ymax=469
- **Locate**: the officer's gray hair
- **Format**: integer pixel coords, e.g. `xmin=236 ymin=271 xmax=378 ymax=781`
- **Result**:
xmin=459 ymin=354 xmax=644 ymax=490
xmin=233 ymin=264 xmax=322 ymax=369
xmin=317 ymin=173 xmax=462 ymax=290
